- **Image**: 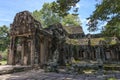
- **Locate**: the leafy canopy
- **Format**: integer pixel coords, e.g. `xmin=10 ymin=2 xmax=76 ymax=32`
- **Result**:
xmin=32 ymin=3 xmax=61 ymax=28
xmin=0 ymin=25 xmax=10 ymax=51
xmin=87 ymin=0 xmax=120 ymax=37
xmin=51 ymin=0 xmax=80 ymax=16
xmin=62 ymin=14 xmax=81 ymax=26
xmin=32 ymin=3 xmax=81 ymax=27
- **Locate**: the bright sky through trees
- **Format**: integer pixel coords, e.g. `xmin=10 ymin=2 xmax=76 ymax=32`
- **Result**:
xmin=0 ymin=0 xmax=98 ymax=34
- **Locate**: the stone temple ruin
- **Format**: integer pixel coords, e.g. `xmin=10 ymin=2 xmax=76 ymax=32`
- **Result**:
xmin=8 ymin=11 xmax=120 ymax=70
xmin=7 ymin=11 xmax=66 ymax=66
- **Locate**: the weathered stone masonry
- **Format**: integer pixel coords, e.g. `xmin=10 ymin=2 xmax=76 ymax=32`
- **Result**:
xmin=7 ymin=11 xmax=53 ymax=66
xmin=7 ymin=11 xmax=66 ymax=66
xmin=8 ymin=11 xmax=120 ymax=66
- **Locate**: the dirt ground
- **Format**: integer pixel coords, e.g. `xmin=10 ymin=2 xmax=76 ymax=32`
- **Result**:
xmin=0 ymin=69 xmax=120 ymax=80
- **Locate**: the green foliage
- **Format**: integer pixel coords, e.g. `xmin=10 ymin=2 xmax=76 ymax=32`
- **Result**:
xmin=0 ymin=25 xmax=10 ymax=51
xmin=0 ymin=60 xmax=7 ymax=65
xmin=32 ymin=3 xmax=61 ymax=28
xmin=32 ymin=10 xmax=42 ymax=22
xmin=51 ymin=0 xmax=80 ymax=16
xmin=88 ymin=0 xmax=120 ymax=37
xmin=107 ymin=77 xmax=117 ymax=80
xmin=0 ymin=25 xmax=8 ymax=37
xmin=62 ymin=14 xmax=81 ymax=26
xmin=0 ymin=49 xmax=8 ymax=60
xmin=32 ymin=3 xmax=81 ymax=27
xmin=102 ymin=23 xmax=120 ymax=37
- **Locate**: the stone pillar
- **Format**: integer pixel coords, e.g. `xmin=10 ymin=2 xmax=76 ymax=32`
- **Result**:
xmin=8 ymin=37 xmax=16 ymax=65
xmin=76 ymin=46 xmax=79 ymax=59
xmin=40 ymin=38 xmax=45 ymax=65
xmin=44 ymin=38 xmax=48 ymax=63
xmin=96 ymin=47 xmax=102 ymax=62
xmin=31 ymin=38 xmax=35 ymax=66
xmin=21 ymin=39 xmax=25 ymax=65
xmin=106 ymin=51 xmax=111 ymax=61
xmin=23 ymin=41 xmax=29 ymax=65
xmin=100 ymin=47 xmax=105 ymax=62
xmin=27 ymin=41 xmax=31 ymax=65
xmin=110 ymin=50 xmax=114 ymax=61
xmin=70 ymin=45 xmax=73 ymax=57
xmin=48 ymin=39 xmax=52 ymax=60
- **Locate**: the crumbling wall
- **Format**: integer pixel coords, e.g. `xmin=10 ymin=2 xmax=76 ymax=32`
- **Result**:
xmin=63 ymin=43 xmax=120 ymax=63
xmin=8 ymin=11 xmax=120 ymax=67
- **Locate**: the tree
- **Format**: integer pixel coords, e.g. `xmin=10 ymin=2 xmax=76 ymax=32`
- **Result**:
xmin=32 ymin=3 xmax=61 ymax=28
xmin=87 ymin=0 xmax=120 ymax=37
xmin=52 ymin=0 xmax=80 ymax=16
xmin=32 ymin=10 xmax=42 ymax=22
xmin=32 ymin=3 xmax=81 ymax=27
xmin=0 ymin=25 xmax=9 ymax=51
xmin=62 ymin=14 xmax=81 ymax=26
xmin=102 ymin=23 xmax=120 ymax=37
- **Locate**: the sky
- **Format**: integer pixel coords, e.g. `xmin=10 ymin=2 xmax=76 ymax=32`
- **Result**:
xmin=0 ymin=0 xmax=100 ymax=34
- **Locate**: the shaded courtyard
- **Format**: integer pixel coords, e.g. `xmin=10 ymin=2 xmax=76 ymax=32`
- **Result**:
xmin=0 ymin=68 xmax=120 ymax=80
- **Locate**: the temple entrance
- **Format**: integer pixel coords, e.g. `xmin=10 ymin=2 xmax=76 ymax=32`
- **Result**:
xmin=13 ymin=37 xmax=32 ymax=65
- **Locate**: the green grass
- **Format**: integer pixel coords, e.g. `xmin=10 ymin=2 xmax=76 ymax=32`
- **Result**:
xmin=0 ymin=60 xmax=7 ymax=65
xmin=107 ymin=77 xmax=117 ymax=80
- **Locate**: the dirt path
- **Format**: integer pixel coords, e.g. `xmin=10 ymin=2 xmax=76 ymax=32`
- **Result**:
xmin=0 ymin=69 xmax=120 ymax=80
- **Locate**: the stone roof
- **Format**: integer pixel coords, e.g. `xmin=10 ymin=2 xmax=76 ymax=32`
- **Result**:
xmin=63 ymin=26 xmax=84 ymax=34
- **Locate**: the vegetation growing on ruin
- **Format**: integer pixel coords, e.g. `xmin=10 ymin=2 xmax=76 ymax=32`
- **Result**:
xmin=66 ymin=37 xmax=118 ymax=46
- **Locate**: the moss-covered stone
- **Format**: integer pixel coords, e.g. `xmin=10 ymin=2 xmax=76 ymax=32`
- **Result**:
xmin=66 ymin=37 xmax=118 ymax=46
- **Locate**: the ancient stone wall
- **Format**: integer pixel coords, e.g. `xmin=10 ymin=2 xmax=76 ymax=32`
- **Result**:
xmin=8 ymin=11 xmax=120 ymax=67
xmin=8 ymin=11 xmax=67 ymax=66
xmin=63 ymin=43 xmax=120 ymax=63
